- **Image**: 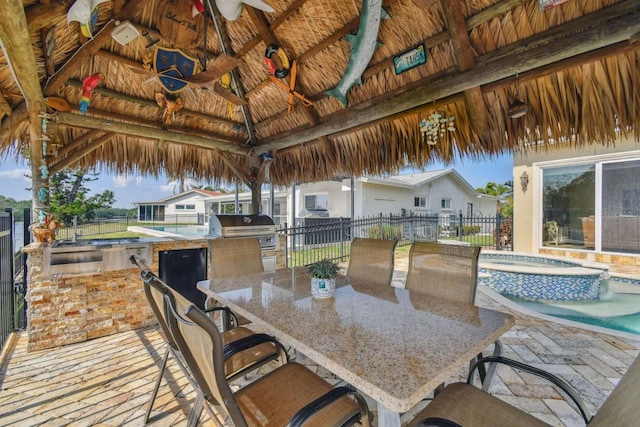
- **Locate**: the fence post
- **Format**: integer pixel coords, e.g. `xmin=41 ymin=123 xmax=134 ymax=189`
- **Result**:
xmin=379 ymin=213 xmax=383 ymax=239
xmin=496 ymin=213 xmax=502 ymax=250
xmin=339 ymin=218 xmax=344 ymax=260
xmin=458 ymin=212 xmax=463 ymax=241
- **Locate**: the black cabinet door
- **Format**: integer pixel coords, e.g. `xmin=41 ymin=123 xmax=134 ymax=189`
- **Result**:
xmin=159 ymin=248 xmax=207 ymax=309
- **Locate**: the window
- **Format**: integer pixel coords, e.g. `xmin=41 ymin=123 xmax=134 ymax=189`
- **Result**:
xmin=542 ymin=164 xmax=595 ymax=249
xmin=305 ymin=194 xmax=328 ymax=210
xmin=540 ymin=160 xmax=640 ymax=254
xmin=601 ymin=160 xmax=640 ymax=253
xmin=138 ymin=204 xmax=165 ymax=221
xmin=176 ymin=204 xmax=195 ymax=210
xmin=441 ymin=198 xmax=451 ymax=209
xmin=467 ymin=203 xmax=473 ymax=217
xmin=414 ymin=196 xmax=427 ymax=208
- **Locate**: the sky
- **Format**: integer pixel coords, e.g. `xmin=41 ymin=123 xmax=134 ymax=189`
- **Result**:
xmin=0 ymin=153 xmax=514 ymax=209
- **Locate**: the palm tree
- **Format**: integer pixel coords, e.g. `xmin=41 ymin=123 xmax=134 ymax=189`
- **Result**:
xmin=477 ymin=181 xmax=513 ymax=217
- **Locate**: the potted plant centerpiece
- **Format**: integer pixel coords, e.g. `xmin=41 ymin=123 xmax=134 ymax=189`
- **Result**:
xmin=308 ymin=259 xmax=339 ymax=298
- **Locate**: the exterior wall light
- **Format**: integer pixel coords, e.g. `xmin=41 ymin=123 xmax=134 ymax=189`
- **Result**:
xmin=520 ymin=171 xmax=529 ymax=193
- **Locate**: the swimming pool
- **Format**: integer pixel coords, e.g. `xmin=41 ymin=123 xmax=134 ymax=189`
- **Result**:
xmin=129 ymin=225 xmax=209 ymax=238
xmin=479 ymin=251 xmax=607 ymax=301
xmin=497 ymin=281 xmax=640 ymax=335
xmin=478 ymin=252 xmax=640 ymax=335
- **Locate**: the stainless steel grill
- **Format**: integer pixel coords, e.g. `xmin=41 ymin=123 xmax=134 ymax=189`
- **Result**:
xmin=207 ymin=214 xmax=277 ymax=250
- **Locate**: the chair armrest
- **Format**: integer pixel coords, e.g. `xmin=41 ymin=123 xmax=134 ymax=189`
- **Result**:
xmin=468 ymin=356 xmax=591 ymax=423
xmin=203 ymin=306 xmax=239 ymax=328
xmin=286 ymin=386 xmax=370 ymax=427
xmin=222 ymin=333 xmax=289 ymax=363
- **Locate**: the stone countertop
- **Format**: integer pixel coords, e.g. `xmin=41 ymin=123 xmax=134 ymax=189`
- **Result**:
xmin=198 ymin=268 xmax=514 ymax=413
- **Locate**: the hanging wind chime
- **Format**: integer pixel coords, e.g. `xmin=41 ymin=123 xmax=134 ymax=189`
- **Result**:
xmin=419 ymin=110 xmax=456 ymax=145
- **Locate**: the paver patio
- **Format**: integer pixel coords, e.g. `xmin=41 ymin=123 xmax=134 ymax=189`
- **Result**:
xmin=1 ymin=272 xmax=639 ymax=426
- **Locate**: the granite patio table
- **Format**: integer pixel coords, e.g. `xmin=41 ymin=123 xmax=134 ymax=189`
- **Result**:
xmin=197 ymin=267 xmax=514 ymax=427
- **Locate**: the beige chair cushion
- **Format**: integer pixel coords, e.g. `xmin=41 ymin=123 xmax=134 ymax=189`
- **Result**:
xmin=222 ymin=326 xmax=283 ymax=381
xmin=347 ymin=238 xmax=397 ymax=288
xmin=235 ymin=362 xmax=361 ymax=427
xmin=406 ymin=383 xmax=550 ymax=427
xmin=209 ymin=237 xmax=264 ymax=278
xmin=208 ymin=237 xmax=264 ymax=326
xmin=406 ymin=242 xmax=480 ymax=305
xmin=169 ymin=286 xmax=281 ymax=381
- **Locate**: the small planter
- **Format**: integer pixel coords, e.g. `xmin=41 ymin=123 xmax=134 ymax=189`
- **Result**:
xmin=311 ymin=277 xmax=335 ymax=298
xmin=308 ymin=259 xmax=339 ymax=299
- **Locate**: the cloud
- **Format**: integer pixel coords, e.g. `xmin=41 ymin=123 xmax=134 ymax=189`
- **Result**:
xmin=0 ymin=168 xmax=30 ymax=180
xmin=157 ymin=182 xmax=175 ymax=193
xmin=112 ymin=174 xmax=130 ymax=188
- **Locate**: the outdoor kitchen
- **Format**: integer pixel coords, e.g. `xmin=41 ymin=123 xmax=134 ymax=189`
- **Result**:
xmin=22 ymin=215 xmax=285 ymax=352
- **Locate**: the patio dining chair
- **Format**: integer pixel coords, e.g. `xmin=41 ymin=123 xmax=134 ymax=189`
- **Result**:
xmin=207 ymin=237 xmax=265 ymax=328
xmin=164 ymin=293 xmax=372 ymax=427
xmin=130 ymin=255 xmax=287 ymax=424
xmin=347 ymin=237 xmax=398 ymax=288
xmin=405 ymin=242 xmax=481 ymax=305
xmin=408 ymin=353 xmax=640 ymax=426
xmin=405 ymin=242 xmax=501 ymax=391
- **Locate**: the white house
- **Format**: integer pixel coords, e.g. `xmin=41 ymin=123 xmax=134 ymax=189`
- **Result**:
xmin=290 ymin=169 xmax=500 ymax=221
xmin=135 ymin=189 xmax=225 ymax=223
xmin=136 ymin=169 xmax=500 ymax=227
xmin=513 ymin=135 xmax=640 ymax=266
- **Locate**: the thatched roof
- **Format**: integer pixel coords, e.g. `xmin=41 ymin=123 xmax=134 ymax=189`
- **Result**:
xmin=1 ymin=0 xmax=639 ymax=192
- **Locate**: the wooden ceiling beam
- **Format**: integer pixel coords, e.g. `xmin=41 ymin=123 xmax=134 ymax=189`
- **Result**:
xmin=25 ymin=1 xmax=68 ymax=32
xmin=0 ymin=102 xmax=28 ymax=139
xmin=64 ymin=79 xmax=240 ymax=130
xmin=54 ymin=129 xmax=105 ymax=160
xmin=43 ymin=0 xmax=146 ymax=96
xmin=49 ymin=132 xmax=116 ymax=174
xmin=441 ymin=0 xmax=490 ymax=136
xmin=61 ymin=104 xmax=243 ymax=145
xmin=52 ymin=112 xmax=250 ymax=155
xmin=256 ymin=3 xmax=640 ymax=154
xmin=482 ymin=40 xmax=640 ymax=94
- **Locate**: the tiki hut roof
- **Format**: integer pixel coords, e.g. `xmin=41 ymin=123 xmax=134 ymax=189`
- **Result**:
xmin=0 ymin=0 xmax=639 ymax=190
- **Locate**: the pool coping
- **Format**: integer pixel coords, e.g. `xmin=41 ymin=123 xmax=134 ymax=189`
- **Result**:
xmin=478 ymin=284 xmax=640 ymax=341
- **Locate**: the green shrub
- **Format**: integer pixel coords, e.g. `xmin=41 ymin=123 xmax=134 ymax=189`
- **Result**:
xmin=366 ymin=225 xmax=402 ymax=240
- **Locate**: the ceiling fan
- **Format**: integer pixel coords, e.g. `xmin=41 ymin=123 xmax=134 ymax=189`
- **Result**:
xmin=130 ymin=54 xmax=247 ymax=105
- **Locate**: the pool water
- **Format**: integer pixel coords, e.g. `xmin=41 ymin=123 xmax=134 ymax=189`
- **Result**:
xmin=500 ymin=280 xmax=640 ymax=335
xmin=144 ymin=225 xmax=208 ymax=237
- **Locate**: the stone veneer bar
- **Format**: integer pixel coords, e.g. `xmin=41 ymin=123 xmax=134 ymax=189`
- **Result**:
xmin=22 ymin=235 xmax=286 ymax=352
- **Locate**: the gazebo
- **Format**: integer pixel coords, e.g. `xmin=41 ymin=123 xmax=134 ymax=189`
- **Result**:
xmin=0 ymin=0 xmax=639 ymax=220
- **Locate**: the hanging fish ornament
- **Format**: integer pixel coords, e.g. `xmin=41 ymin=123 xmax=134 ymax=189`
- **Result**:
xmin=325 ymin=0 xmax=390 ymax=106
xmin=80 ymin=73 xmax=102 ymax=115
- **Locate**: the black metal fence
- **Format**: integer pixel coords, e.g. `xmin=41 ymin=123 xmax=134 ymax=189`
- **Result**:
xmin=1 ymin=209 xmax=15 ymax=351
xmin=278 ymin=213 xmax=512 ymax=267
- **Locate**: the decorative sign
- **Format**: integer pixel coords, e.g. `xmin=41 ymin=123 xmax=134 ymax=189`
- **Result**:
xmin=157 ymin=0 xmax=204 ymax=49
xmin=538 ymin=0 xmax=569 ymax=11
xmin=154 ymin=47 xmax=197 ymax=93
xmin=393 ymin=44 xmax=426 ymax=75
